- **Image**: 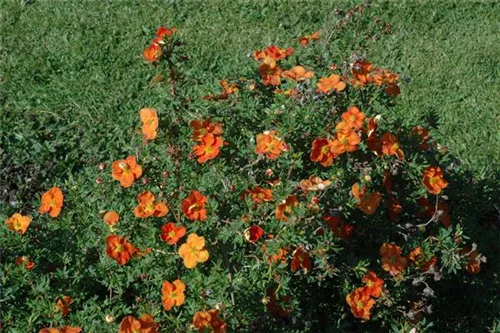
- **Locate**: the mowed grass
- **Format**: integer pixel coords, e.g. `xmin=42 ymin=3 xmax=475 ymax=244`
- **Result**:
xmin=1 ymin=0 xmax=499 ymax=208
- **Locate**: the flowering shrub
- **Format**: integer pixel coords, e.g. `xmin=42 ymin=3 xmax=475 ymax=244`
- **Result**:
xmin=1 ymin=21 xmax=498 ymax=333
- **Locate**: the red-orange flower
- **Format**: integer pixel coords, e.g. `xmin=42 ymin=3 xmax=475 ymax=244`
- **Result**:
xmin=418 ymin=197 xmax=451 ymax=228
xmin=15 ymin=256 xmax=35 ymax=270
xmin=261 ymin=241 xmax=289 ymax=264
xmin=410 ymin=125 xmax=430 ymax=150
xmin=341 ymin=106 xmax=365 ymax=130
xmin=182 ymin=190 xmax=208 ymax=221
xmin=160 ymin=222 xmax=186 ymax=245
xmin=275 ymin=195 xmax=298 ymax=222
xmin=153 ymin=26 xmax=176 ymax=44
xmin=255 ymin=130 xmax=285 ymax=160
xmin=351 ymin=183 xmax=381 ymax=216
xmin=39 ymin=327 xmax=82 ymax=333
xmin=253 ymin=45 xmax=294 ymax=62
xmin=351 ymin=59 xmax=373 ymax=86
xmin=323 ymin=215 xmax=353 ymax=241
xmin=111 ymin=156 xmax=142 ymax=188
xmin=362 ymin=271 xmax=384 ymax=298
xmin=346 ymin=287 xmax=376 ymax=321
xmin=193 ymin=134 xmax=223 ymax=163
xmin=178 ymin=233 xmax=209 ymax=269
xmin=5 ymin=213 xmax=31 ymax=234
xmin=259 ymin=59 xmax=282 ymax=86
xmin=298 ymin=31 xmax=320 ymax=46
xmin=408 ymin=247 xmax=438 ymax=272
xmin=119 ymin=314 xmax=159 ymax=333
xmin=381 ymin=133 xmax=404 ymax=160
xmin=316 ymin=74 xmax=347 ymax=94
xmin=55 ymin=296 xmax=73 ymax=317
xmin=161 ymin=279 xmax=186 ymax=311
xmin=463 ymin=248 xmax=482 ymax=275
xmin=139 ymin=108 xmax=159 ymax=140
xmin=281 ymin=66 xmax=314 ymax=81
xmin=39 ymin=187 xmax=64 ymax=218
xmin=103 ymin=210 xmax=120 ymax=226
xmin=244 ymin=225 xmax=264 ymax=243
xmin=267 ymin=288 xmax=291 ymax=317
xmin=291 ymin=247 xmax=311 ymax=272
xmin=105 ymin=235 xmax=138 ymax=266
xmin=380 ymin=243 xmax=408 ymax=276
xmin=241 ymin=186 xmax=273 ymax=204
xmin=134 ymin=191 xmax=168 ymax=218
xmin=193 ymin=309 xmax=227 ymax=333
xmin=190 ymin=119 xmax=223 ymax=142
xmin=422 ymin=166 xmax=448 ymax=195
xmin=310 ymin=137 xmax=337 ymax=167
xmin=143 ymin=43 xmax=161 ymax=63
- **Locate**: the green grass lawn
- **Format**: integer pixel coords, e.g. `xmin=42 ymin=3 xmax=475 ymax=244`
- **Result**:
xmin=1 ymin=0 xmax=499 ymax=206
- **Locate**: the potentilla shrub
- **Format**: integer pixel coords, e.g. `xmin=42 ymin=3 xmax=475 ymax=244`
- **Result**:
xmin=1 ymin=25 xmax=491 ymax=333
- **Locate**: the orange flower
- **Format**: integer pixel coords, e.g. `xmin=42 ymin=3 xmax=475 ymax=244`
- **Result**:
xmin=143 ymin=43 xmax=161 ymax=63
xmin=298 ymin=31 xmax=320 ymax=46
xmin=281 ymin=66 xmax=314 ymax=81
xmin=422 ymin=166 xmax=448 ymax=195
xmin=370 ymin=68 xmax=400 ymax=96
xmin=134 ymin=191 xmax=168 ymax=218
xmin=341 ymin=106 xmax=365 ymax=129
xmin=55 ymin=296 xmax=73 ymax=317
xmin=333 ymin=122 xmax=361 ymax=154
xmin=160 ymin=222 xmax=186 ymax=245
xmin=351 ymin=183 xmax=381 ymax=216
xmin=310 ymin=137 xmax=337 ymax=167
xmin=408 ymin=247 xmax=438 ymax=272
xmin=193 ymin=133 xmax=223 ymax=163
xmin=380 ymin=243 xmax=408 ymax=276
xmin=381 ymin=133 xmax=404 ymax=160
xmin=241 ymin=186 xmax=273 ymax=204
xmin=5 ymin=213 xmax=31 ymax=234
xmin=105 ymin=235 xmax=138 ymax=266
xmin=410 ymin=125 xmax=430 ymax=150
xmin=275 ymin=195 xmax=298 ymax=222
xmin=111 ymin=156 xmax=142 ymax=188
xmin=193 ymin=309 xmax=227 ymax=333
xmin=259 ymin=59 xmax=282 ymax=86
xmin=244 ymin=225 xmax=264 ymax=243
xmin=323 ymin=215 xmax=353 ymax=241
xmin=346 ymin=287 xmax=376 ymax=321
xmin=178 ymin=233 xmax=209 ymax=269
xmin=182 ymin=190 xmax=208 ymax=221
xmin=39 ymin=187 xmax=64 ymax=218
xmin=316 ymin=74 xmax=346 ymax=94
xmin=387 ymin=196 xmax=403 ymax=222
xmin=103 ymin=211 xmax=120 ymax=226
xmin=267 ymin=288 xmax=291 ymax=317
xmin=118 ymin=314 xmax=159 ymax=333
xmin=351 ymin=59 xmax=373 ymax=86
xmin=190 ymin=119 xmax=223 ymax=142
xmin=153 ymin=26 xmax=176 ymax=44
xmin=161 ymin=279 xmax=186 ymax=311
xmin=253 ymin=45 xmax=294 ymax=62
xmin=463 ymin=248 xmax=482 ymax=275
xmin=299 ymin=175 xmax=331 ymax=192
xmin=291 ymin=247 xmax=311 ymax=272
xmin=255 ymin=130 xmax=285 ymax=160
xmin=362 ymin=271 xmax=384 ymax=298
xmin=261 ymin=242 xmax=289 ymax=264
xmin=139 ymin=108 xmax=159 ymax=140
xmin=39 ymin=327 xmax=82 ymax=333
xmin=417 ymin=197 xmax=451 ymax=228
xmin=202 ymin=80 xmax=238 ymax=101
xmin=15 ymin=256 xmax=35 ymax=270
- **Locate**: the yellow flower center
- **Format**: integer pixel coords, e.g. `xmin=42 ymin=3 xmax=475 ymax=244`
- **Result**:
xmin=168 ymin=231 xmax=176 ymax=238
